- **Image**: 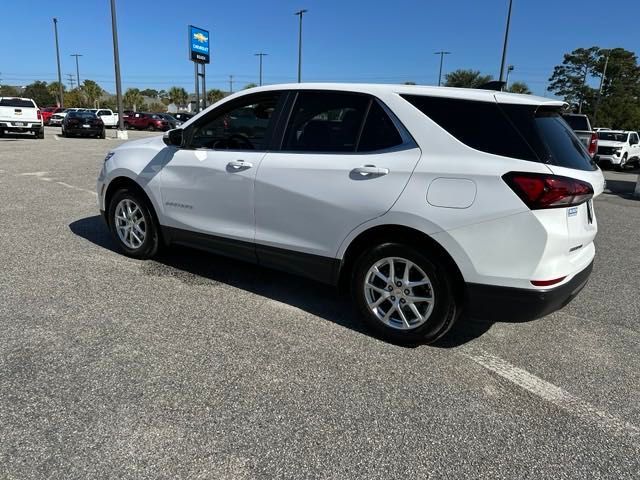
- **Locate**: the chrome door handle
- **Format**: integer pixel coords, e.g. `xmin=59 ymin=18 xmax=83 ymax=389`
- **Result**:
xmin=351 ymin=165 xmax=389 ymax=176
xmin=227 ymin=160 xmax=253 ymax=170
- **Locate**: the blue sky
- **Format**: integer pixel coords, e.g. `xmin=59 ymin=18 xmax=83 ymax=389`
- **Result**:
xmin=0 ymin=0 xmax=638 ymax=96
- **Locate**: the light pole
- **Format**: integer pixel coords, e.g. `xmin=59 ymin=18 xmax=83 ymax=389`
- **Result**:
xmin=498 ymin=0 xmax=514 ymax=84
xmin=53 ymin=18 xmax=64 ymax=107
xmin=109 ymin=0 xmax=126 ymax=138
xmin=295 ymin=9 xmax=308 ymax=83
xmin=70 ymin=54 xmax=83 ymax=87
xmin=255 ymin=53 xmax=268 ymax=86
xmin=593 ymin=50 xmax=610 ymax=125
xmin=434 ymin=51 xmax=451 ymax=87
xmin=505 ymin=65 xmax=514 ymax=89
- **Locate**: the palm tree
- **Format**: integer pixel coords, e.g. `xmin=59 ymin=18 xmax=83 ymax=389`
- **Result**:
xmin=168 ymin=86 xmax=188 ymax=107
xmin=81 ymin=80 xmax=104 ymax=108
xmin=207 ymin=89 xmax=225 ymax=104
xmin=444 ymin=69 xmax=493 ymax=88
xmin=47 ymin=81 xmax=66 ymax=106
xmin=508 ymin=81 xmax=532 ymax=95
xmin=123 ymin=88 xmax=144 ymax=111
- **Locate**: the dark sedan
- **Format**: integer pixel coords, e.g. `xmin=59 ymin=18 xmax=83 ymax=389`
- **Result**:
xmin=172 ymin=112 xmax=194 ymax=123
xmin=62 ymin=111 xmax=105 ymax=138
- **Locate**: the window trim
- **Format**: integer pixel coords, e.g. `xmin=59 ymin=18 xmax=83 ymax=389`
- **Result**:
xmin=274 ymin=90 xmax=417 ymax=155
xmin=182 ymin=90 xmax=288 ymax=152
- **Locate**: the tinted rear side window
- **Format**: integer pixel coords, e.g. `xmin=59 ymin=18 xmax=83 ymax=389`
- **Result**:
xmin=0 ymin=98 xmax=35 ymax=108
xmin=357 ymin=101 xmax=404 ymax=152
xmin=534 ymin=112 xmax=596 ymax=170
xmin=401 ymin=95 xmax=538 ymax=161
xmin=562 ymin=114 xmax=590 ymax=131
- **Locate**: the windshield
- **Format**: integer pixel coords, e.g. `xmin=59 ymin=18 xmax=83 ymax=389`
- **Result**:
xmin=598 ymin=132 xmax=628 ymax=142
xmin=562 ymin=114 xmax=590 ymax=131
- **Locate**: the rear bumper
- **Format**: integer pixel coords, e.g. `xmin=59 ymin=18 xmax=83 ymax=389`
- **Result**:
xmin=465 ymin=260 xmax=593 ymax=321
xmin=66 ymin=127 xmax=103 ymax=135
xmin=0 ymin=122 xmax=42 ymax=132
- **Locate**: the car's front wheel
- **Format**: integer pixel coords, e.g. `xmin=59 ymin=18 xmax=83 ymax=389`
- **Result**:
xmin=352 ymin=243 xmax=460 ymax=345
xmin=108 ymin=188 xmax=160 ymax=259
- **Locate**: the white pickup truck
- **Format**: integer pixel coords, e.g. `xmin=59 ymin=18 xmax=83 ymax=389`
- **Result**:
xmin=0 ymin=97 xmax=44 ymax=138
xmin=90 ymin=108 xmax=119 ymax=128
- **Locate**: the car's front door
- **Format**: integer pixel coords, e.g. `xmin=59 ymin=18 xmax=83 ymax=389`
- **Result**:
xmin=254 ymin=90 xmax=422 ymax=278
xmin=157 ymin=91 xmax=284 ymax=258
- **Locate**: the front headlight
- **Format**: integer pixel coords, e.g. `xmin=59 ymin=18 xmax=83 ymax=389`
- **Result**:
xmin=104 ymin=151 xmax=115 ymax=163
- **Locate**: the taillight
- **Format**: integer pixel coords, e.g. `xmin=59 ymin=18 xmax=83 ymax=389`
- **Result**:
xmin=37 ymin=109 xmax=42 ymax=120
xmin=588 ymin=132 xmax=598 ymax=157
xmin=502 ymin=172 xmax=593 ymax=209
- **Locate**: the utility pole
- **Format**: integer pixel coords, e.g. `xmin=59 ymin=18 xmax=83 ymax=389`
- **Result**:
xmin=255 ymin=53 xmax=268 ymax=86
xmin=498 ymin=0 xmax=514 ymax=84
xmin=505 ymin=65 xmax=514 ymax=89
xmin=295 ymin=9 xmax=308 ymax=82
xmin=53 ymin=18 xmax=64 ymax=108
xmin=229 ymin=75 xmax=233 ymax=93
xmin=66 ymin=73 xmax=76 ymax=90
xmin=593 ymin=50 xmax=610 ymax=125
xmin=109 ymin=0 xmax=126 ymax=138
xmin=70 ymin=54 xmax=83 ymax=87
xmin=578 ymin=64 xmax=589 ymax=114
xmin=434 ymin=51 xmax=451 ymax=87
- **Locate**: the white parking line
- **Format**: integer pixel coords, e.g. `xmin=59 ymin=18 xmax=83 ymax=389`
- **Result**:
xmin=17 ymin=171 xmax=97 ymax=196
xmin=56 ymin=181 xmax=98 ymax=196
xmin=462 ymin=348 xmax=639 ymax=438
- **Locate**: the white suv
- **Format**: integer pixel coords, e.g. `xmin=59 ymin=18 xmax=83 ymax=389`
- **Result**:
xmin=596 ymin=130 xmax=640 ymax=170
xmin=97 ymin=84 xmax=604 ymax=344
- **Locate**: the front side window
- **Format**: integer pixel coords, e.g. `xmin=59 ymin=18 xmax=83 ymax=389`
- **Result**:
xmin=189 ymin=92 xmax=282 ymax=150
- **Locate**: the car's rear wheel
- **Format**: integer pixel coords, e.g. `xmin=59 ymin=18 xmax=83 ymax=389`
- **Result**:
xmin=352 ymin=243 xmax=460 ymax=345
xmin=99 ymin=129 xmax=106 ymax=139
xmin=108 ymin=189 xmax=160 ymax=259
xmin=147 ymin=124 xmax=155 ymax=131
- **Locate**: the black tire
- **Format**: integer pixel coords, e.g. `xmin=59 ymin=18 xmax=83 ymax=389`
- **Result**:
xmin=107 ymin=188 xmax=161 ymax=259
xmin=147 ymin=124 xmax=155 ymax=131
xmin=616 ymin=154 xmax=628 ymax=171
xmin=351 ymin=243 xmax=460 ymax=345
xmin=99 ymin=129 xmax=106 ymax=139
xmin=37 ymin=129 xmax=44 ymax=139
xmin=124 ymin=122 xmax=131 ymax=130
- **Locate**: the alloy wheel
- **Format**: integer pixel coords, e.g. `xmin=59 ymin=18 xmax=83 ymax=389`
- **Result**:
xmin=114 ymin=198 xmax=146 ymax=249
xmin=363 ymin=257 xmax=435 ymax=330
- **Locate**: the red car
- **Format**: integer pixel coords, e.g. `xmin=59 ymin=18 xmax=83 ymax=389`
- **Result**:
xmin=41 ymin=107 xmax=63 ymax=125
xmin=124 ymin=112 xmax=170 ymax=131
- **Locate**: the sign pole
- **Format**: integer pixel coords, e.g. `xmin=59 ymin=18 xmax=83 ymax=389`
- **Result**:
xmin=194 ymin=63 xmax=199 ymax=113
xmin=202 ymin=64 xmax=206 ymax=109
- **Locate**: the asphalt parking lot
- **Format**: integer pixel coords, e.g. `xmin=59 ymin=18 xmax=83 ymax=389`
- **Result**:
xmin=0 ymin=127 xmax=638 ymax=479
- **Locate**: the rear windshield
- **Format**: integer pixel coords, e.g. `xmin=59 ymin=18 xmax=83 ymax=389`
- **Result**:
xmin=598 ymin=131 xmax=628 ymax=142
xmin=562 ymin=114 xmax=590 ymax=131
xmin=0 ymin=98 xmax=35 ymax=108
xmin=68 ymin=112 xmax=96 ymax=119
xmin=401 ymin=94 xmax=596 ymax=171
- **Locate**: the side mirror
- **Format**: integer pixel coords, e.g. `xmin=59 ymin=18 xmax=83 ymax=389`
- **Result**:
xmin=163 ymin=128 xmax=184 ymax=147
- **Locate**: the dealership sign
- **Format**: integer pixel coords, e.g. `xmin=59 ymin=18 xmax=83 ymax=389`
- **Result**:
xmin=189 ymin=25 xmax=210 ymax=64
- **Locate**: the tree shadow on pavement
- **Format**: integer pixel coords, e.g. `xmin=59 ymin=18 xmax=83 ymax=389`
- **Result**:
xmin=70 ymin=215 xmax=495 ymax=348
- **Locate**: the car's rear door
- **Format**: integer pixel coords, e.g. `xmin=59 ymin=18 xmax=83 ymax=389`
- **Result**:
xmin=254 ymin=90 xmax=421 ymax=278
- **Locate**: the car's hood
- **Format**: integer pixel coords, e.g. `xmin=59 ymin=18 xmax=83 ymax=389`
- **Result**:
xmin=598 ymin=140 xmax=625 ymax=148
xmin=114 ymin=134 xmax=165 ymax=152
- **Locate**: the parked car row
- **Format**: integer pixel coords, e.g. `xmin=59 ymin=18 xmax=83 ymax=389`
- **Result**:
xmin=123 ymin=112 xmax=187 ymax=131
